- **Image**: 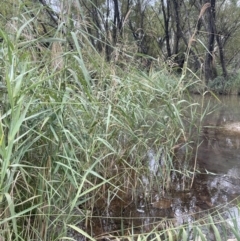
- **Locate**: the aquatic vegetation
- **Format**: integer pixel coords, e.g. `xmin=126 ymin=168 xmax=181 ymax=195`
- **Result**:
xmin=0 ymin=11 xmax=239 ymax=241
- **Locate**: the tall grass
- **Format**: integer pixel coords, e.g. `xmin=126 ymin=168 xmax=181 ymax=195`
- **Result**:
xmin=0 ymin=2 xmax=239 ymax=241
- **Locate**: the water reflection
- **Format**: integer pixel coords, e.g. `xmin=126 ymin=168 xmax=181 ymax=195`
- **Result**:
xmin=86 ymin=95 xmax=240 ymax=239
xmin=198 ymin=95 xmax=240 ymax=173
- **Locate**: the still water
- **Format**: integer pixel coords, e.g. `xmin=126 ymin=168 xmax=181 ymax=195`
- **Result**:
xmin=198 ymin=95 xmax=240 ymax=173
xmin=196 ymin=95 xmax=240 ymax=204
xmin=75 ymin=95 xmax=240 ymax=240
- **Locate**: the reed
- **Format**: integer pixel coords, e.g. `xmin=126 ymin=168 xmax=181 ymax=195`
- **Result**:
xmin=0 ymin=1 xmax=239 ymax=241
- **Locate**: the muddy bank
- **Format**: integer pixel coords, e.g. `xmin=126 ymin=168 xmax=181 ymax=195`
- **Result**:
xmin=222 ymin=122 xmax=240 ymax=133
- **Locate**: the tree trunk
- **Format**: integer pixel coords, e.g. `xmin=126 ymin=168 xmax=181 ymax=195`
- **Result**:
xmin=112 ymin=0 xmax=121 ymax=44
xmin=204 ymin=0 xmax=217 ymax=83
xmin=171 ymin=0 xmax=186 ymax=69
xmin=105 ymin=0 xmax=111 ymax=61
xmin=161 ymin=0 xmax=171 ymax=58
xmin=171 ymin=0 xmax=181 ymax=56
xmin=215 ymin=30 xmax=228 ymax=78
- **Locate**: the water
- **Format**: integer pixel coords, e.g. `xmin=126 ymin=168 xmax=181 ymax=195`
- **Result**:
xmin=195 ymin=95 xmax=240 ymax=205
xmin=77 ymin=95 xmax=240 ymax=240
xmin=198 ymin=95 xmax=240 ymax=173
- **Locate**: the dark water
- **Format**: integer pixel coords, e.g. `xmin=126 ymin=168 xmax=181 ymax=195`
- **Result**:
xmin=198 ymin=95 xmax=240 ymax=173
xmin=196 ymin=95 xmax=240 ymax=201
xmin=193 ymin=95 xmax=240 ymax=228
xmin=78 ymin=95 xmax=240 ymax=239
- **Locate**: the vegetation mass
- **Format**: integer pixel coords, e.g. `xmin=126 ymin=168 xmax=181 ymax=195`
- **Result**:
xmin=0 ymin=0 xmax=240 ymax=240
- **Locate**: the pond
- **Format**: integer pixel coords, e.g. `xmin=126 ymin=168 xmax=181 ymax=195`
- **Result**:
xmin=196 ymin=95 xmax=240 ymax=205
xmin=70 ymin=95 xmax=240 ymax=240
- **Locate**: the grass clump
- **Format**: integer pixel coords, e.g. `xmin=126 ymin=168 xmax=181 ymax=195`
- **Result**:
xmin=0 ymin=11 xmax=238 ymax=241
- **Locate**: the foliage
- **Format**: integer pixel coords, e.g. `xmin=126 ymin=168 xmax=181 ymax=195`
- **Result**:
xmin=208 ymin=76 xmax=228 ymax=94
xmin=208 ymin=73 xmax=240 ymax=94
xmin=0 ymin=1 xmax=240 ymax=241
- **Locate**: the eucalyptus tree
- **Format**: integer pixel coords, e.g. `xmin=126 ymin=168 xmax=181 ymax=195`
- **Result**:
xmin=215 ymin=0 xmax=240 ymax=72
xmin=2 ymin=0 xmax=240 ymax=80
xmin=191 ymin=0 xmax=240 ymax=82
xmin=203 ymin=0 xmax=218 ymax=82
